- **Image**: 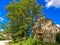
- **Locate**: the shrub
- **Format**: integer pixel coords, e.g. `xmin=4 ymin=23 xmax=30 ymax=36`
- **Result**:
xmin=56 ymin=33 xmax=60 ymax=43
xmin=0 ymin=34 xmax=6 ymax=40
xmin=19 ymin=37 xmax=40 ymax=45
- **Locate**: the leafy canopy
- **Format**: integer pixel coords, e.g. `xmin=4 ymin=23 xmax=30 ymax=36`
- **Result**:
xmin=5 ymin=0 xmax=43 ymax=41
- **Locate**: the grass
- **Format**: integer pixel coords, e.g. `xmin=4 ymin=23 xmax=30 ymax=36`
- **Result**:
xmin=9 ymin=41 xmax=60 ymax=45
xmin=9 ymin=43 xmax=20 ymax=45
xmin=9 ymin=37 xmax=60 ymax=45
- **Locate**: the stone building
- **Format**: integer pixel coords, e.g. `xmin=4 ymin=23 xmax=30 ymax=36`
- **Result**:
xmin=32 ymin=17 xmax=60 ymax=43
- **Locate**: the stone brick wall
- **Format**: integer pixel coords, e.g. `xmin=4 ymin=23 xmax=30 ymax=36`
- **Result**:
xmin=32 ymin=17 xmax=60 ymax=43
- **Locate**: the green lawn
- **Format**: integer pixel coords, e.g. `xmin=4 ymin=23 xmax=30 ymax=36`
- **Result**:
xmin=9 ymin=42 xmax=60 ymax=45
xmin=9 ymin=43 xmax=20 ymax=45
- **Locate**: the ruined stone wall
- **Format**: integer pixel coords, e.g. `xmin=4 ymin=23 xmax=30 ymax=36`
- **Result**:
xmin=32 ymin=17 xmax=60 ymax=43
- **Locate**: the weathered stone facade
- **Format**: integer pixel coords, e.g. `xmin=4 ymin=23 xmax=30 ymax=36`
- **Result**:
xmin=32 ymin=17 xmax=60 ymax=43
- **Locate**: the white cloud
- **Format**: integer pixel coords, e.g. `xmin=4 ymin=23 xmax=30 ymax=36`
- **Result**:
xmin=0 ymin=17 xmax=4 ymax=22
xmin=0 ymin=29 xmax=4 ymax=31
xmin=56 ymin=24 xmax=60 ymax=28
xmin=45 ymin=0 xmax=60 ymax=8
xmin=0 ymin=17 xmax=4 ymax=20
xmin=45 ymin=0 xmax=50 ymax=2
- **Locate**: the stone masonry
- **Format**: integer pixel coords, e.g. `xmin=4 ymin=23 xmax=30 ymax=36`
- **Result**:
xmin=32 ymin=17 xmax=60 ymax=43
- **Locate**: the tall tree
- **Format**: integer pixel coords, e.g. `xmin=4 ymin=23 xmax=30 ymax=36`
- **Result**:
xmin=6 ymin=0 xmax=43 ymax=41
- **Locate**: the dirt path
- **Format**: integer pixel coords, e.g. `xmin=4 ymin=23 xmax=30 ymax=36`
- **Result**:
xmin=0 ymin=40 xmax=10 ymax=45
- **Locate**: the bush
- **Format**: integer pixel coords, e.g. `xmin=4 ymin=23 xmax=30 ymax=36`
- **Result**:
xmin=19 ymin=37 xmax=40 ymax=45
xmin=56 ymin=33 xmax=60 ymax=43
xmin=9 ymin=37 xmax=60 ymax=45
xmin=0 ymin=34 xmax=6 ymax=40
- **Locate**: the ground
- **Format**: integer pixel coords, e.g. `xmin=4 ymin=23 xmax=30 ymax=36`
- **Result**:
xmin=0 ymin=40 xmax=10 ymax=45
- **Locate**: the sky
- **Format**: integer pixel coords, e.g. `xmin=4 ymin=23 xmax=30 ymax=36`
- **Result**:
xmin=0 ymin=0 xmax=60 ymax=30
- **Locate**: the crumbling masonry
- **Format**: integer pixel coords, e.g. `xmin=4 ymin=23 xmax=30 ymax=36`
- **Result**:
xmin=32 ymin=17 xmax=60 ymax=43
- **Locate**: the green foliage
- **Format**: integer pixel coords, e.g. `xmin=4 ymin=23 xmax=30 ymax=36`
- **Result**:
xmin=0 ymin=34 xmax=6 ymax=40
xmin=19 ymin=40 xmax=60 ymax=45
xmin=19 ymin=37 xmax=40 ymax=45
xmin=19 ymin=37 xmax=60 ymax=45
xmin=56 ymin=33 xmax=60 ymax=43
xmin=9 ymin=37 xmax=60 ymax=45
xmin=5 ymin=0 xmax=43 ymax=42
